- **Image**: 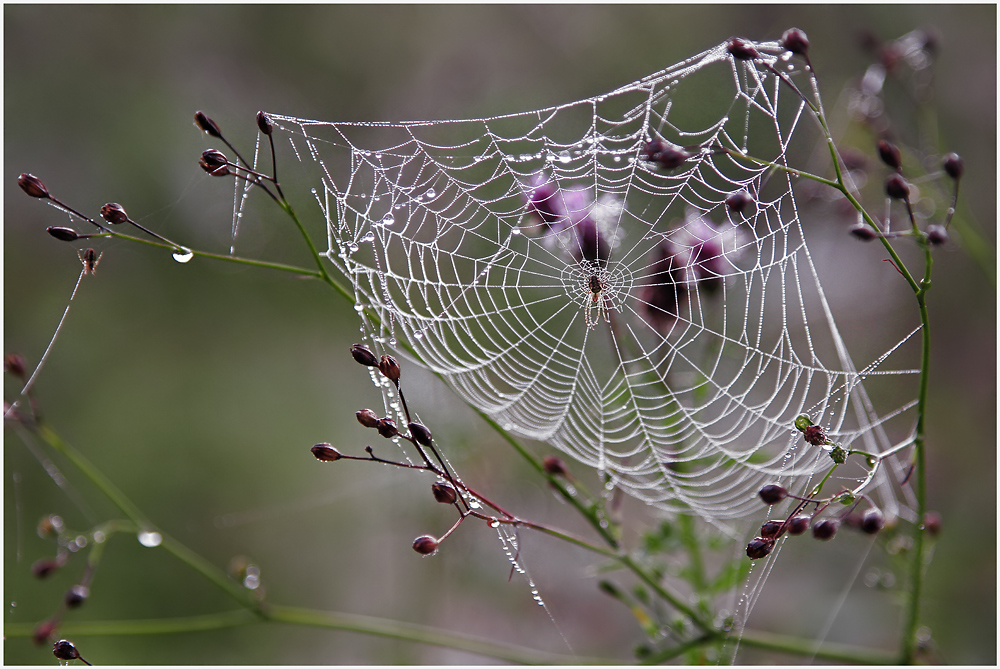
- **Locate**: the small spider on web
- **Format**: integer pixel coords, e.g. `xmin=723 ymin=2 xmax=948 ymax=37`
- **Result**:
xmin=78 ymin=248 xmax=102 ymax=275
xmin=584 ymin=273 xmax=612 ymax=329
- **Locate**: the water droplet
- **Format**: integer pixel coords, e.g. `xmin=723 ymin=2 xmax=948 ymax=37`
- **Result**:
xmin=137 ymin=531 xmax=162 ymax=547
xmin=425 ymin=189 xmax=436 ymax=200
xmin=388 ymin=337 xmax=397 ymax=346
xmin=613 ymin=155 xmax=622 ymax=163
xmin=172 ymin=248 xmax=194 ymax=263
xmin=502 ymin=422 xmax=513 ymax=431
xmin=310 ymin=188 xmax=317 ymax=194
xmin=511 ymin=228 xmax=521 ymax=235
xmin=92 ymin=531 xmax=106 ymax=543
xmin=347 ymin=243 xmax=360 ymax=254
xmin=414 ymin=329 xmax=424 ymax=339
xmin=354 ymin=304 xmax=364 ymax=312
xmin=361 ymin=231 xmax=375 ymax=243
xmin=489 ymin=520 xmax=500 ymax=528
xmin=380 ymin=213 xmax=395 ymax=226
xmin=9 ymin=601 xmax=16 ymax=608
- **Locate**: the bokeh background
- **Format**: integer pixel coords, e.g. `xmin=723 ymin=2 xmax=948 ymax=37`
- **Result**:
xmin=5 ymin=5 xmax=995 ymax=665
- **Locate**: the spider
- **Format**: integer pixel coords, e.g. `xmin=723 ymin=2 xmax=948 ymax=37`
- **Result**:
xmin=584 ymin=273 xmax=612 ymax=329
xmin=78 ymin=248 xmax=102 ymax=275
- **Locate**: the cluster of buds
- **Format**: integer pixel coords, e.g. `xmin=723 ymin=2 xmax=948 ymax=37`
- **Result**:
xmin=194 ymin=110 xmax=285 ymax=203
xmin=747 ymin=481 xmax=888 ymax=560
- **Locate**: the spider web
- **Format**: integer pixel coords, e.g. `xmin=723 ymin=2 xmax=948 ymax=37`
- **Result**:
xmin=262 ymin=38 xmax=919 ymax=527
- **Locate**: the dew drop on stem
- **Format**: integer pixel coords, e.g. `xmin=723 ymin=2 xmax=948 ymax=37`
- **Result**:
xmin=172 ymin=248 xmax=194 ymax=263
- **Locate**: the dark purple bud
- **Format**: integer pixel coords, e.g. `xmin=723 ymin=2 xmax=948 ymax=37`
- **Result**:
xmin=37 ymin=515 xmax=63 ymax=537
xmin=201 ymin=149 xmax=228 ymax=170
xmin=378 ymin=355 xmax=401 ymax=382
xmin=350 ymin=343 xmax=378 ymax=367
xmin=812 ymin=518 xmax=840 ymax=540
xmin=431 ymin=482 xmax=458 ymax=504
xmin=33 ymin=619 xmax=58 ymax=645
xmin=922 ymin=511 xmax=942 ymax=536
xmin=760 ymin=520 xmax=785 ymax=539
xmin=412 ymin=535 xmax=439 ymax=555
xmin=64 ymin=585 xmax=89 ymax=608
xmin=100 ymin=202 xmax=129 ymax=225
xmin=642 ymin=139 xmax=690 ymax=171
xmin=758 ymin=484 xmax=788 ymax=505
xmin=850 ymin=224 xmax=879 ymax=241
xmin=408 ymin=422 xmax=433 ymax=447
xmin=356 ymin=409 xmax=379 ymax=428
xmin=885 ymin=173 xmax=910 ymax=201
xmin=780 ymin=28 xmax=809 ymax=56
xmin=4 ymin=353 xmax=27 ymax=379
xmin=375 ymin=418 xmax=398 ymax=439
xmin=256 ymin=111 xmax=274 ymax=136
xmin=787 ymin=515 xmax=811 ymax=535
xmin=18 ymin=173 xmax=50 ymax=199
xmin=876 ymin=139 xmax=902 ymax=170
xmin=31 ymin=558 xmax=60 ymax=579
xmin=52 ymin=639 xmax=83 ymax=662
xmin=926 ymin=225 xmax=948 ymax=246
xmin=802 ymin=424 xmax=828 ymax=446
xmin=942 ymin=153 xmax=964 ymax=180
xmin=727 ymin=37 xmax=759 ymax=61
xmin=311 ymin=443 xmax=343 ymax=461
xmin=46 ymin=226 xmax=81 ymax=242
xmin=725 ymin=190 xmax=752 ymax=213
xmin=542 ymin=455 xmax=569 ymax=477
xmin=194 ymin=110 xmax=222 ymax=138
xmin=861 ymin=507 xmax=885 ymax=534
xmin=746 ymin=537 xmax=773 ymax=559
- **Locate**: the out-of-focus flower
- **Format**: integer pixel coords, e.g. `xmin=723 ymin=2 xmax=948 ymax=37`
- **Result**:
xmin=522 ymin=172 xmax=621 ymax=264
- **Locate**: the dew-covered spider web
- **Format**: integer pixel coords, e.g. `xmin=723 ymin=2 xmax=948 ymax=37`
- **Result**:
xmin=261 ymin=38 xmax=920 ymax=528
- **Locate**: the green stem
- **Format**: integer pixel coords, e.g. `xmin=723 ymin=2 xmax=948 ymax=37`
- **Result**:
xmin=738 ymin=628 xmax=898 ymax=665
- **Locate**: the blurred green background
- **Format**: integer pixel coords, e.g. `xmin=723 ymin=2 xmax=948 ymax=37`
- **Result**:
xmin=5 ymin=5 xmax=995 ymax=665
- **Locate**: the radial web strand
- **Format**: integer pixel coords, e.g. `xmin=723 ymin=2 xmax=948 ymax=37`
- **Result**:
xmin=262 ymin=38 xmax=919 ymax=526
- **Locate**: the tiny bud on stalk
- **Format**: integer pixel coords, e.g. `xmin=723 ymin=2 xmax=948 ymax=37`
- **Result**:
xmin=922 ymin=511 xmax=942 ymax=536
xmin=100 ymin=202 xmax=130 ymax=225
xmin=378 ymin=355 xmax=401 ymax=382
xmin=727 ymin=37 xmax=759 ymax=60
xmin=726 ymin=190 xmax=752 ymax=213
xmin=4 ymin=353 xmax=27 ymax=379
xmin=355 ymin=409 xmax=379 ymax=428
xmin=64 ymin=585 xmax=89 ymax=608
xmin=861 ymin=507 xmax=885 ymax=534
xmin=758 ymin=484 xmax=787 ymax=505
xmin=942 ymin=153 xmax=964 ymax=179
xmin=18 ymin=173 xmax=50 ymax=199
xmin=32 ymin=558 xmax=60 ymax=579
xmin=746 ymin=537 xmax=773 ymax=559
xmin=642 ymin=139 xmax=690 ymax=171
xmin=194 ymin=110 xmax=222 ymax=138
xmin=350 ymin=343 xmax=378 ymax=367
xmin=780 ymin=28 xmax=809 ymax=55
xmin=885 ymin=173 xmax=910 ymax=200
xmin=46 ymin=226 xmax=81 ymax=242
xmin=256 ymin=111 xmax=274 ymax=135
xmin=431 ymin=482 xmax=458 ymax=504
xmin=52 ymin=639 xmax=82 ymax=661
xmin=850 ymin=224 xmax=878 ymax=241
xmin=542 ymin=455 xmax=569 ymax=477
xmin=760 ymin=520 xmax=785 ymax=539
xmin=926 ymin=225 xmax=948 ymax=246
xmin=408 ymin=422 xmax=433 ymax=447
xmin=412 ymin=535 xmax=439 ymax=555
xmin=311 ymin=443 xmax=343 ymax=461
xmin=876 ymin=139 xmax=903 ymax=170
xmin=812 ymin=518 xmax=839 ymax=540
xmin=788 ymin=515 xmax=811 ymax=535
xmin=375 ymin=418 xmax=398 ymax=439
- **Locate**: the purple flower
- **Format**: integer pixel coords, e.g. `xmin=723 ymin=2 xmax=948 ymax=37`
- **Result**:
xmin=522 ymin=173 xmax=619 ymax=264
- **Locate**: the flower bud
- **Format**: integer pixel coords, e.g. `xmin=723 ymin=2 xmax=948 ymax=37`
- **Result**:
xmin=802 ymin=424 xmax=827 ymax=446
xmin=46 ymin=226 xmax=81 ymax=242
xmin=256 ymin=111 xmax=274 ymax=136
xmin=32 ymin=558 xmax=60 ymax=579
xmin=431 ymin=482 xmax=458 ymax=504
xmin=727 ymin=37 xmax=759 ymax=60
xmin=311 ymin=443 xmax=343 ymax=461
xmin=725 ymin=190 xmax=752 ymax=213
xmin=780 ymin=28 xmax=809 ymax=56
xmin=64 ymin=585 xmax=89 ymax=608
xmin=375 ymin=417 xmax=398 ymax=439
xmin=378 ymin=355 xmax=401 ymax=382
xmin=642 ymin=139 xmax=690 ymax=171
xmin=885 ymin=173 xmax=910 ymax=200
xmin=412 ymin=535 xmax=439 ymax=555
xmin=4 ymin=353 xmax=27 ymax=379
xmin=850 ymin=224 xmax=878 ymax=241
xmin=942 ymin=153 xmax=964 ymax=180
xmin=201 ymin=149 xmax=228 ymax=170
xmin=33 ymin=619 xmax=58 ymax=645
xmin=542 ymin=455 xmax=569 ymax=477
xmin=760 ymin=520 xmax=785 ymax=539
xmin=194 ymin=110 xmax=222 ymax=138
xmin=408 ymin=422 xmax=433 ymax=447
xmin=350 ymin=343 xmax=378 ymax=367
xmin=746 ymin=537 xmax=773 ymax=559
xmin=812 ymin=518 xmax=839 ymax=540
xmin=356 ymin=409 xmax=379 ymax=428
xmin=926 ymin=225 xmax=948 ymax=246
xmin=100 ymin=202 xmax=130 ymax=225
xmin=876 ymin=139 xmax=902 ymax=170
xmin=922 ymin=511 xmax=942 ymax=536
xmin=758 ymin=484 xmax=787 ymax=505
xmin=18 ymin=173 xmax=50 ymax=199
xmin=861 ymin=507 xmax=885 ymax=534
xmin=52 ymin=639 xmax=82 ymax=662
xmin=787 ymin=514 xmax=811 ymax=535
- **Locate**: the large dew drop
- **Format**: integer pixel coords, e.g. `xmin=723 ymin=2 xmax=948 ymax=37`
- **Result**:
xmin=172 ymin=248 xmax=194 ymax=263
xmin=137 ymin=530 xmax=162 ymax=547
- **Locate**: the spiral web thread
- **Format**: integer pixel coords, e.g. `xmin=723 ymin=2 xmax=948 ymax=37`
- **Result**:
xmin=264 ymin=38 xmax=920 ymax=527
